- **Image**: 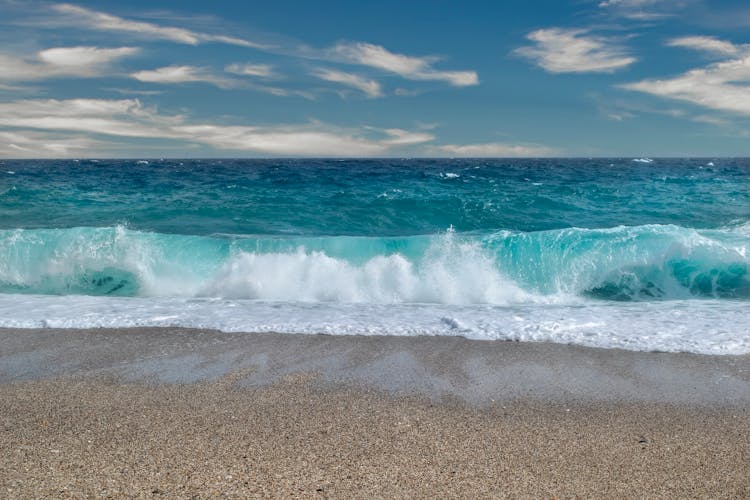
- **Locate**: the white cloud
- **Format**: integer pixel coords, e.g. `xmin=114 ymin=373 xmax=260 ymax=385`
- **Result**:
xmin=666 ymin=36 xmax=740 ymax=56
xmin=0 ymin=99 xmax=180 ymax=138
xmin=691 ymin=114 xmax=730 ymax=126
xmin=132 ymin=66 xmax=310 ymax=97
xmin=622 ymin=46 xmax=750 ymax=116
xmin=246 ymin=86 xmax=315 ymax=99
xmin=0 ymin=130 xmax=97 ymax=157
xmin=51 ymin=3 xmax=266 ymax=48
xmin=431 ymin=142 xmax=557 ymax=157
xmin=381 ymin=128 xmax=434 ymax=145
xmin=0 ymin=54 xmax=53 ymax=82
xmin=225 ymin=63 xmax=277 ymax=79
xmin=604 ymin=109 xmax=636 ymax=121
xmin=38 ymin=46 xmax=139 ymax=67
xmin=597 ymin=0 xmax=682 ymax=20
xmin=598 ymin=0 xmax=661 ymax=7
xmin=0 ymin=83 xmax=33 ymax=91
xmin=131 ymin=65 xmax=235 ymax=88
xmin=596 ymin=96 xmax=734 ymax=126
xmin=393 ymin=88 xmax=422 ymax=97
xmin=26 ymin=6 xmax=475 ymax=93
xmin=0 ymin=98 xmax=559 ymax=157
xmin=311 ymin=68 xmax=383 ymax=98
xmin=0 ymin=46 xmax=138 ymax=82
xmin=172 ymin=124 xmax=387 ymax=156
xmin=0 ymin=98 xmax=434 ymax=156
xmin=105 ymin=88 xmax=164 ymax=96
xmin=330 ymin=42 xmax=478 ymax=86
xmin=515 ymin=28 xmax=636 ymax=73
xmin=17 ymin=5 xmax=477 ymax=95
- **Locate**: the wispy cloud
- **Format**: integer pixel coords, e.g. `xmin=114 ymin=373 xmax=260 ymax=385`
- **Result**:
xmin=50 ymin=3 xmax=267 ymax=48
xmin=105 ymin=87 xmax=164 ymax=96
xmin=133 ymin=66 xmax=313 ymax=98
xmin=431 ymin=142 xmax=557 ymax=157
xmin=622 ymin=37 xmax=750 ymax=116
xmin=0 ymin=46 xmax=138 ymax=82
xmin=597 ymin=0 xmax=686 ymax=20
xmin=38 ymin=46 xmax=139 ymax=67
xmin=0 ymin=98 xmax=553 ymax=157
xmin=666 ymin=36 xmax=740 ymax=56
xmin=14 ymin=4 xmax=477 ymax=94
xmin=691 ymin=114 xmax=730 ymax=126
xmin=0 ymin=98 xmax=433 ymax=156
xmin=0 ymin=99 xmax=180 ymax=138
xmin=0 ymin=130 xmax=96 ymax=157
xmin=311 ymin=68 xmax=383 ymax=98
xmin=599 ymin=0 xmax=657 ymax=6
xmin=602 ymin=108 xmax=636 ymax=121
xmin=225 ymin=63 xmax=278 ymax=79
xmin=173 ymin=124 xmax=388 ymax=156
xmin=329 ymin=42 xmax=478 ymax=86
xmin=515 ymin=28 xmax=636 ymax=73
xmin=380 ymin=128 xmax=434 ymax=145
xmin=595 ymin=95 xmax=736 ymax=127
xmin=596 ymin=98 xmax=684 ymax=121
xmin=131 ymin=65 xmax=235 ymax=88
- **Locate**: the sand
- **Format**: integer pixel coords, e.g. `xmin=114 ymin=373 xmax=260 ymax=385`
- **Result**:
xmin=1 ymin=328 xmax=749 ymax=497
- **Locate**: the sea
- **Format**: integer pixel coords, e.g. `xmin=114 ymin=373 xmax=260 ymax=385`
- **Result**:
xmin=0 ymin=158 xmax=748 ymax=355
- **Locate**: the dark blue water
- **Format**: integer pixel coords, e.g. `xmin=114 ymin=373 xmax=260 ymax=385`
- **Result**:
xmin=2 ymin=158 xmax=748 ymax=236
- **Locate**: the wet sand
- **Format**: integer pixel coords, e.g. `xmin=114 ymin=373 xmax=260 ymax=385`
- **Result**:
xmin=1 ymin=328 xmax=749 ymax=497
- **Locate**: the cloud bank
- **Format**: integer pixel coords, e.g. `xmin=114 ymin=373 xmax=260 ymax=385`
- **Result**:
xmin=0 ymin=98 xmax=427 ymax=156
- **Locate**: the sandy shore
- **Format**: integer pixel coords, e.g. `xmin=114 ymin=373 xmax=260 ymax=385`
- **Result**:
xmin=2 ymin=328 xmax=749 ymax=497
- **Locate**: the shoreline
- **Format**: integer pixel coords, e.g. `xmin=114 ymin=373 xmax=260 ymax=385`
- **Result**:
xmin=2 ymin=328 xmax=749 ymax=496
xmin=2 ymin=327 xmax=749 ymax=406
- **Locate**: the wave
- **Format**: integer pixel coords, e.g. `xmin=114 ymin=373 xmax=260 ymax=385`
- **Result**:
xmin=0 ymin=224 xmax=747 ymax=303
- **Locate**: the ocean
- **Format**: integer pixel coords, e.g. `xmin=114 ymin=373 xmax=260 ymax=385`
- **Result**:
xmin=0 ymin=158 xmax=748 ymax=354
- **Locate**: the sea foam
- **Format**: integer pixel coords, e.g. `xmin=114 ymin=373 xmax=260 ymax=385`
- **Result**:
xmin=0 ymin=295 xmax=747 ymax=355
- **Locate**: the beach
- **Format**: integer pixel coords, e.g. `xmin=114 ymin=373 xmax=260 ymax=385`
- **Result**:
xmin=2 ymin=328 xmax=749 ymax=497
xmin=1 ymin=0 xmax=750 ymax=493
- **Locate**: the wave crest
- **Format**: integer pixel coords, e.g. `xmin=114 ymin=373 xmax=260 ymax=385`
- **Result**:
xmin=0 ymin=224 xmax=747 ymax=303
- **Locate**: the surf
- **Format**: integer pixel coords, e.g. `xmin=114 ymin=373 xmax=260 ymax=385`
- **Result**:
xmin=0 ymin=224 xmax=746 ymax=303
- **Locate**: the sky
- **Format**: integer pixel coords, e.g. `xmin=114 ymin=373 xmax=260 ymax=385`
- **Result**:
xmin=2 ymin=0 xmax=750 ymax=157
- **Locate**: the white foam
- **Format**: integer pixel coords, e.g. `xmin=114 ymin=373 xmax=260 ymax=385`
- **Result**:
xmin=198 ymin=241 xmax=535 ymax=305
xmin=0 ymin=294 xmax=747 ymax=355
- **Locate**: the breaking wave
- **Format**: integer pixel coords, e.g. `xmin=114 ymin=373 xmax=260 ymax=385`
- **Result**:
xmin=0 ymin=224 xmax=747 ymax=303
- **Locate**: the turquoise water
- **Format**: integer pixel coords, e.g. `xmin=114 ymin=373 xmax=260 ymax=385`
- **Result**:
xmin=2 ymin=159 xmax=748 ymax=236
xmin=0 ymin=158 xmax=748 ymax=353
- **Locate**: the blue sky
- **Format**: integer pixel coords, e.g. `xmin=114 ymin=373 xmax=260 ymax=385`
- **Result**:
xmin=1 ymin=0 xmax=750 ymax=157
